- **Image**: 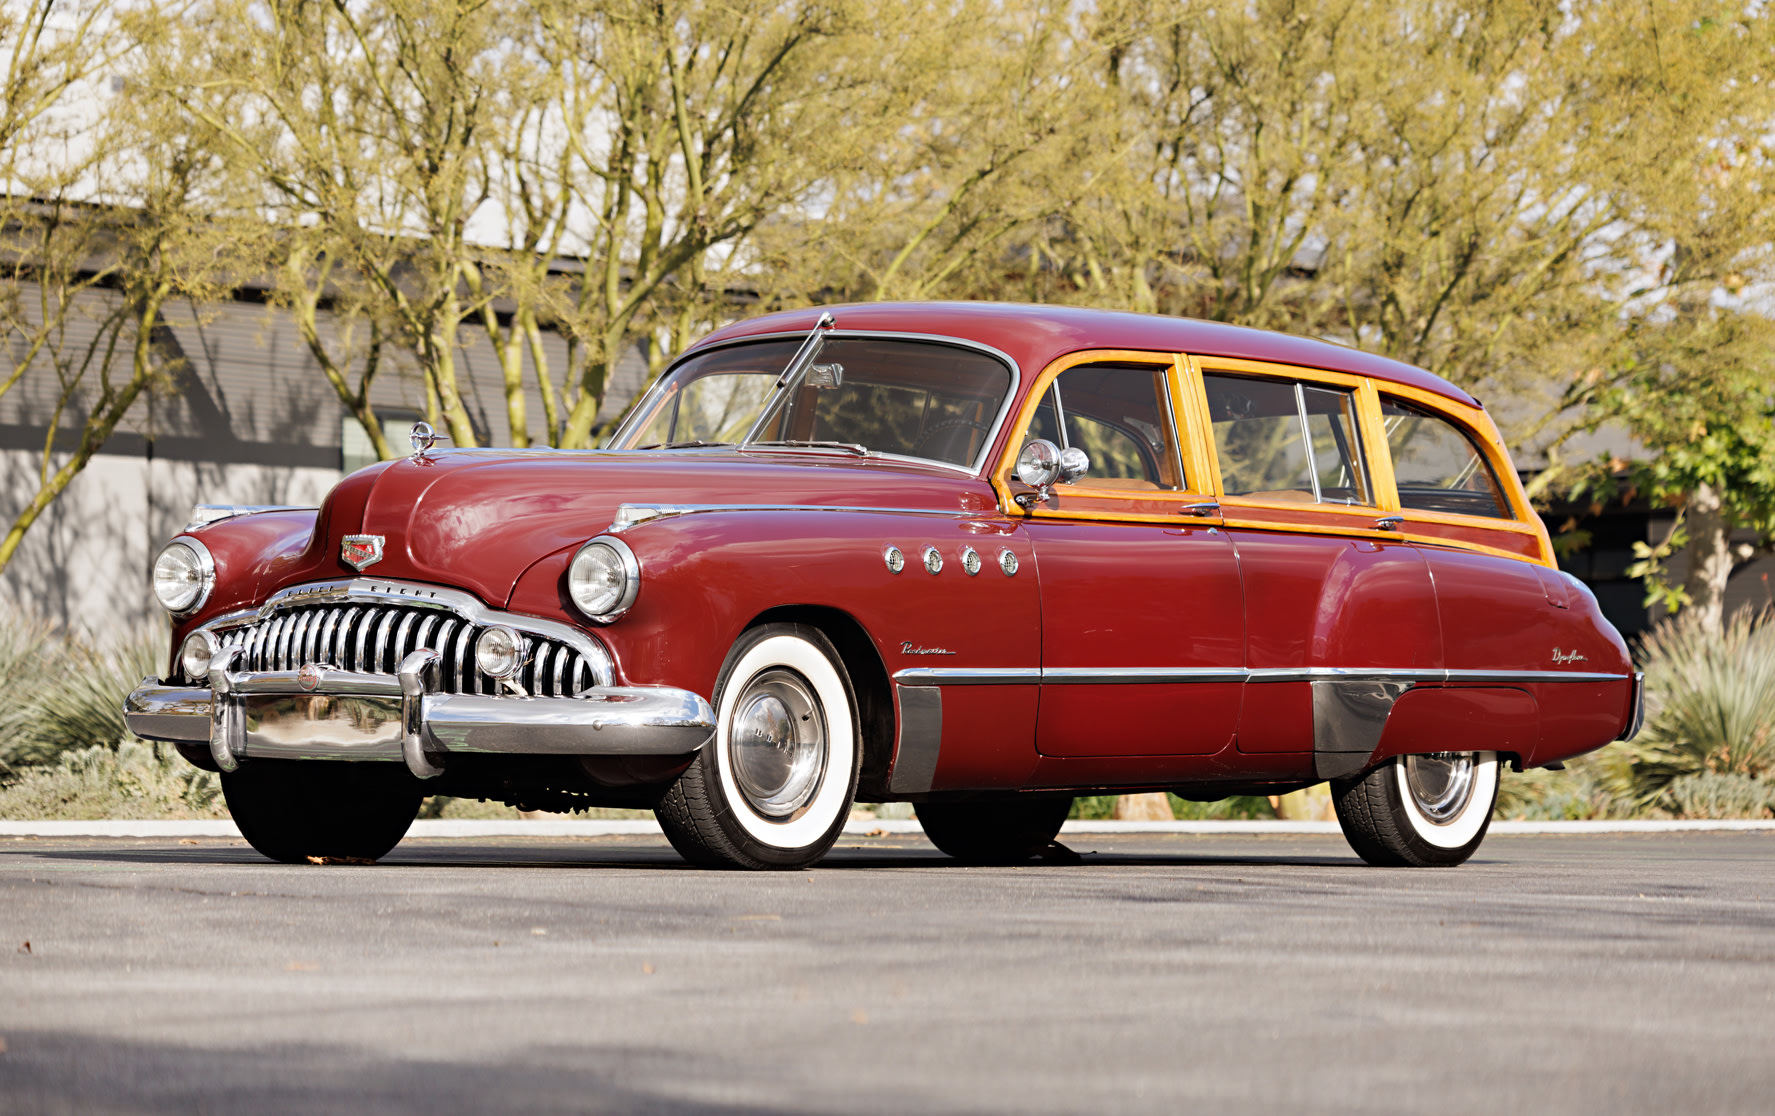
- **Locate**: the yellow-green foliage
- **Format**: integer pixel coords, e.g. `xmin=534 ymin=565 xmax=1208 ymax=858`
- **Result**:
xmin=0 ymin=742 xmax=225 ymax=821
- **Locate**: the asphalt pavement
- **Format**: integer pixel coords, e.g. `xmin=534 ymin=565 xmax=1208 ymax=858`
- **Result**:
xmin=2 ymin=830 xmax=1773 ymax=1114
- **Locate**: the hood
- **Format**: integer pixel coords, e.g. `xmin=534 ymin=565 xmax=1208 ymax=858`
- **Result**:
xmin=291 ymin=448 xmax=999 ymax=607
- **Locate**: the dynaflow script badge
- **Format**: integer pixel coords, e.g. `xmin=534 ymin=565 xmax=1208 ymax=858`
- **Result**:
xmin=341 ymin=534 xmax=385 ymax=571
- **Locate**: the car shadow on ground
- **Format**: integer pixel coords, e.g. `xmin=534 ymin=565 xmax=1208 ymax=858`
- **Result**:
xmin=5 ymin=837 xmax=1364 ymax=871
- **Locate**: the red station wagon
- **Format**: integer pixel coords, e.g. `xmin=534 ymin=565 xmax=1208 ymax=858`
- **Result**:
xmin=125 ymin=303 xmax=1643 ymax=869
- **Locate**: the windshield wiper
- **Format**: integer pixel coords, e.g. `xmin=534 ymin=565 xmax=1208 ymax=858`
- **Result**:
xmin=742 ymin=311 xmax=835 ymax=444
xmin=748 ymin=439 xmax=869 ymax=456
xmin=632 ymin=439 xmax=733 ymax=450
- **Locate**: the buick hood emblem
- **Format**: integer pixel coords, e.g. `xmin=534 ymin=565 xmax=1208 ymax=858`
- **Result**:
xmin=297 ymin=663 xmax=325 ymax=691
xmin=342 ymin=534 xmax=384 ymax=571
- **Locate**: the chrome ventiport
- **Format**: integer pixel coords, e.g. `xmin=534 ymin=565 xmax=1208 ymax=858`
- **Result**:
xmin=961 ymin=546 xmax=981 ymax=576
xmin=998 ymin=548 xmax=1019 ymax=576
xmin=884 ymin=546 xmax=905 ymax=574
xmin=922 ymin=546 xmax=943 ymax=574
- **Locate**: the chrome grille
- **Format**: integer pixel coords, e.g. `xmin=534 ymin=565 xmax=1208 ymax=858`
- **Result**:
xmin=202 ymin=602 xmax=600 ymax=697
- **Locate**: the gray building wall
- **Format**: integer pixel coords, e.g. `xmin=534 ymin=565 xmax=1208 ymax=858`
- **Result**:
xmin=1 ymin=287 xmax=651 ymax=631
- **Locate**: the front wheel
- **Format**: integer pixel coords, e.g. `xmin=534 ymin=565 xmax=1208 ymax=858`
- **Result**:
xmin=1332 ymin=751 xmax=1499 ymax=867
xmin=222 ymin=760 xmax=424 ymax=863
xmin=916 ymin=795 xmax=1073 ymax=864
xmin=656 ymin=624 xmax=860 ymax=869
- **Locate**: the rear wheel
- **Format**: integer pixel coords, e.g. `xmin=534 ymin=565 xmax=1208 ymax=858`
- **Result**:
xmin=656 ymin=624 xmax=860 ymax=869
xmin=1332 ymin=751 xmax=1499 ymax=867
xmin=916 ymin=796 xmax=1073 ymax=864
xmin=222 ymin=760 xmax=424 ymax=863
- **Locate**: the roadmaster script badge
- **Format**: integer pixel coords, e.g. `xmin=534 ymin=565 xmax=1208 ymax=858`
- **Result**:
xmin=341 ymin=534 xmax=385 ymax=571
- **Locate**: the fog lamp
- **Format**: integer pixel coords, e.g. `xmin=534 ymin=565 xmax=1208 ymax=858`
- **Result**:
xmin=180 ymin=631 xmax=220 ymax=681
xmin=475 ymin=626 xmax=527 ymax=679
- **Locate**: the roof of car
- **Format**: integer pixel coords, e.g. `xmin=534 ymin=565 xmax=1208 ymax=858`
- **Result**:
xmin=691 ymin=302 xmax=1479 ymax=409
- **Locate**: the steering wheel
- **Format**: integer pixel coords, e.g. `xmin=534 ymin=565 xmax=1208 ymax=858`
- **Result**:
xmin=915 ymin=418 xmax=992 ymax=457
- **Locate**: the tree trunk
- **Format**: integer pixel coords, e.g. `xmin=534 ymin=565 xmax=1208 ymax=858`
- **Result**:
xmin=1112 ymin=793 xmax=1175 ymax=821
xmin=1682 ymin=482 xmax=1733 ymax=634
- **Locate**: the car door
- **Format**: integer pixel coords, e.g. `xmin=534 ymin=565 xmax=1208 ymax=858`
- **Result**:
xmin=1190 ymin=359 xmax=1442 ymax=776
xmin=1010 ymin=355 xmax=1245 ymax=758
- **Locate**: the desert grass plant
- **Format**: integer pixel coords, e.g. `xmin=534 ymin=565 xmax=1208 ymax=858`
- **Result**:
xmin=1615 ymin=609 xmax=1775 ymax=816
xmin=0 ymin=605 xmax=167 ymax=773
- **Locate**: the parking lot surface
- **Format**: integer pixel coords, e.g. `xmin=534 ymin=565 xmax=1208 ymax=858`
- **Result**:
xmin=3 ymin=831 xmax=1773 ymax=1114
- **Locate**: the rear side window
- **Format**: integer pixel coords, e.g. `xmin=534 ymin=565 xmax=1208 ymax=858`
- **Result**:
xmin=1203 ymin=373 xmax=1371 ymax=505
xmin=1380 ymin=397 xmax=1511 ymax=518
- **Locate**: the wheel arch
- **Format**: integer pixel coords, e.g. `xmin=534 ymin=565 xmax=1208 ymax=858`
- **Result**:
xmin=745 ymin=604 xmax=896 ymax=800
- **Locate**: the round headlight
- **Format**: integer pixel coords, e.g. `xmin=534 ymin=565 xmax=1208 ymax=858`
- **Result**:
xmin=152 ymin=539 xmax=214 ymax=615
xmin=180 ymin=631 xmax=219 ymax=681
xmin=475 ymin=626 xmax=526 ymax=679
xmin=567 ymin=537 xmax=639 ymax=621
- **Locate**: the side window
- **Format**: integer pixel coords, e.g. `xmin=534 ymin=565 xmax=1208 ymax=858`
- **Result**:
xmin=1380 ymin=397 xmax=1511 ymax=518
xmin=1204 ymin=373 xmax=1371 ymax=505
xmin=1023 ymin=364 xmax=1185 ymax=491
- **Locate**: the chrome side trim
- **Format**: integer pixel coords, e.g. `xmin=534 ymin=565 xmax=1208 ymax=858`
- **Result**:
xmin=609 ymin=328 xmax=1024 ymax=477
xmin=196 ymin=578 xmax=615 ymax=688
xmin=609 ymin=502 xmax=985 ymax=533
xmin=1043 ymin=667 xmax=1247 ymax=685
xmin=888 ymin=684 xmax=943 ymax=794
xmin=893 ymin=665 xmax=1633 ymax=687
xmin=184 ymin=504 xmax=314 ymax=532
xmin=893 ymin=668 xmax=1041 ymax=686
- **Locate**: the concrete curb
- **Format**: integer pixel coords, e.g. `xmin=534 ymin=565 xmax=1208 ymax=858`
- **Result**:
xmin=2 ymin=818 xmax=1773 ymax=839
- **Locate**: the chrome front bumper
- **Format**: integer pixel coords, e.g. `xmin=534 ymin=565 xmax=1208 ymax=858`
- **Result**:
xmin=124 ymin=655 xmax=715 ymax=780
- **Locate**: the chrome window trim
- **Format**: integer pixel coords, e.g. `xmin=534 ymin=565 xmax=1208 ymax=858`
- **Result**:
xmin=892 ymin=665 xmax=1633 ymax=687
xmin=607 ymin=328 xmax=1024 ymax=477
xmin=191 ymin=577 xmax=615 ymax=688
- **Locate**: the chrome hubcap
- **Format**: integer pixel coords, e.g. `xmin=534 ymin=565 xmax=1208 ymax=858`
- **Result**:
xmin=727 ymin=668 xmax=827 ymax=818
xmin=1403 ymin=752 xmax=1477 ymax=824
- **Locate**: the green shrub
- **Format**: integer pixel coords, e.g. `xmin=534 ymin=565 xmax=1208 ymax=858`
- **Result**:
xmin=1066 ymin=794 xmax=1276 ymax=820
xmin=0 ymin=742 xmax=225 ymax=820
xmin=1662 ymin=771 xmax=1775 ymax=819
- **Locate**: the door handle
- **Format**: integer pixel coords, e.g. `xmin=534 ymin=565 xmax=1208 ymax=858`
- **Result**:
xmin=1375 ymin=515 xmax=1404 ymax=531
xmin=1180 ymin=502 xmax=1221 ymax=518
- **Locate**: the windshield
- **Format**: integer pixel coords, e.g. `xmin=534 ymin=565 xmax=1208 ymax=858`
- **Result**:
xmin=613 ymin=336 xmax=1014 ymax=468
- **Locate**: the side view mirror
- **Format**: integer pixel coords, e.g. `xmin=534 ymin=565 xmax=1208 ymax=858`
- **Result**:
xmin=1058 ymin=445 xmax=1090 ymax=484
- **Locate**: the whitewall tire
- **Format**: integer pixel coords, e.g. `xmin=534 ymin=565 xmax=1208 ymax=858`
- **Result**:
xmin=656 ymin=624 xmax=860 ymax=869
xmin=1332 ymin=751 xmax=1499 ymax=867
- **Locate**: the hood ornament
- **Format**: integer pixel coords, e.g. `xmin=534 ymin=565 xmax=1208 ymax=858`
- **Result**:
xmin=410 ymin=421 xmax=439 ymax=459
xmin=342 ymin=534 xmax=385 ymax=571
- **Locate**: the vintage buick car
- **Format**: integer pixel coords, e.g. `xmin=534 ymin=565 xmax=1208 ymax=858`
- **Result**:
xmin=125 ymin=303 xmax=1642 ymax=869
